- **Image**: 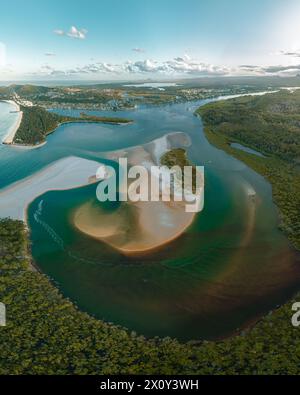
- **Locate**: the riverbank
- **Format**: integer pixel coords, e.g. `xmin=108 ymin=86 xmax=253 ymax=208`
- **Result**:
xmin=2 ymin=101 xmax=23 ymax=144
xmin=196 ymin=90 xmax=300 ymax=251
xmin=1 ymin=216 xmax=300 ymax=375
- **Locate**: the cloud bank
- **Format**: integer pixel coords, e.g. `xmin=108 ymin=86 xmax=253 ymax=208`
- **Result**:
xmin=25 ymin=53 xmax=300 ymax=79
xmin=239 ymin=63 xmax=300 ymax=77
xmin=36 ymin=56 xmax=231 ymax=78
xmin=279 ymin=50 xmax=300 ymax=58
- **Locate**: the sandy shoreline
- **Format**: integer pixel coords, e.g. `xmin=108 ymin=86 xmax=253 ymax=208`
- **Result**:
xmin=2 ymin=100 xmax=23 ymax=145
xmin=10 ymin=141 xmax=47 ymax=150
xmin=0 ymin=156 xmax=102 ymax=222
xmin=2 ymin=100 xmax=47 ymax=149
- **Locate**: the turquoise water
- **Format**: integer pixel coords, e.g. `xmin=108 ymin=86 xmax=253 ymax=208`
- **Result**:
xmin=1 ymin=99 xmax=300 ymax=341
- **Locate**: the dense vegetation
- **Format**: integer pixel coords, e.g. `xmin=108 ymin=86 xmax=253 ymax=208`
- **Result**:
xmin=160 ymin=148 xmax=198 ymax=192
xmin=197 ymin=90 xmax=300 ymax=250
xmin=13 ymin=106 xmax=132 ymax=146
xmin=0 ymin=217 xmax=300 ymax=374
xmin=198 ymin=91 xmax=300 ymax=164
xmin=14 ymin=106 xmax=67 ymax=145
xmin=160 ymin=148 xmax=192 ymax=168
xmin=79 ymin=112 xmax=132 ymax=124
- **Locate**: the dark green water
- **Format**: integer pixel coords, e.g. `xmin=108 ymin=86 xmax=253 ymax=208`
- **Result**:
xmin=2 ymin=100 xmax=299 ymax=341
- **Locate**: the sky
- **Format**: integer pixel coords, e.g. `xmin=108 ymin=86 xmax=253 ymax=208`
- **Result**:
xmin=1 ymin=0 xmax=300 ymax=81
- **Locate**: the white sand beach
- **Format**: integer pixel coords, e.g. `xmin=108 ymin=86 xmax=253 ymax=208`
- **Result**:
xmin=0 ymin=156 xmax=102 ymax=221
xmin=10 ymin=141 xmax=47 ymax=150
xmin=2 ymin=101 xmax=23 ymax=145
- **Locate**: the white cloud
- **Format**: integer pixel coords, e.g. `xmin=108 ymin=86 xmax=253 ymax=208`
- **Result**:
xmin=22 ymin=53 xmax=300 ymax=79
xmin=54 ymin=26 xmax=88 ymax=40
xmin=122 ymin=56 xmax=230 ymax=76
xmin=132 ymin=47 xmax=145 ymax=53
xmin=79 ymin=63 xmax=117 ymax=73
xmin=238 ymin=63 xmax=300 ymax=77
xmin=165 ymin=55 xmax=229 ymax=76
xmin=124 ymin=59 xmax=169 ymax=73
xmin=25 ymin=56 xmax=237 ymax=78
xmin=279 ymin=49 xmax=300 ymax=58
xmin=32 ymin=62 xmax=118 ymax=77
xmin=45 ymin=52 xmax=56 ymax=57
xmin=67 ymin=26 xmax=88 ymax=40
xmin=41 ymin=64 xmax=54 ymax=71
xmin=262 ymin=64 xmax=300 ymax=76
xmin=54 ymin=29 xmax=65 ymax=36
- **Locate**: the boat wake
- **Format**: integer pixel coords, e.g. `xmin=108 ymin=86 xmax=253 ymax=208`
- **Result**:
xmin=34 ymin=200 xmax=65 ymax=250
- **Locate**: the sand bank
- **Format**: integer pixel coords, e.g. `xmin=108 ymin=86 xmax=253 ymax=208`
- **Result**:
xmin=74 ymin=132 xmax=204 ymax=255
xmin=73 ymin=199 xmax=195 ymax=255
xmin=0 ymin=156 xmax=102 ymax=221
xmin=2 ymin=101 xmax=23 ymax=145
xmin=103 ymin=132 xmax=191 ymax=166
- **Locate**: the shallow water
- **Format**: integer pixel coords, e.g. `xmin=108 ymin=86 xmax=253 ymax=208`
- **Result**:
xmin=1 ymin=99 xmax=300 ymax=341
xmin=231 ymin=142 xmax=266 ymax=158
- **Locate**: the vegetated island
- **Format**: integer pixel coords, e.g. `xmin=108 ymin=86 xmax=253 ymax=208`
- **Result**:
xmin=160 ymin=148 xmax=199 ymax=193
xmin=6 ymin=105 xmax=133 ymax=147
xmin=196 ymin=89 xmax=300 ymax=251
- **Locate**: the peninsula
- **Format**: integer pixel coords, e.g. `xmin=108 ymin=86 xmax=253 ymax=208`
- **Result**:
xmin=2 ymin=103 xmax=133 ymax=147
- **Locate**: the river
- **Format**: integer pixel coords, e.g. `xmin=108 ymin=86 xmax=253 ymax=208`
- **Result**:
xmin=1 ymin=97 xmax=299 ymax=341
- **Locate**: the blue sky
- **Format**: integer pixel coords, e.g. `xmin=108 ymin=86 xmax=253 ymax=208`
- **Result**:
xmin=1 ymin=0 xmax=300 ymax=80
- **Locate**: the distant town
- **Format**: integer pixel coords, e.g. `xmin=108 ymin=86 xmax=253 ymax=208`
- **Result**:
xmin=2 ymin=76 xmax=299 ymax=111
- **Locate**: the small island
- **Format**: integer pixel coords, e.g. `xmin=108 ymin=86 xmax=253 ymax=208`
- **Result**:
xmin=160 ymin=148 xmax=199 ymax=193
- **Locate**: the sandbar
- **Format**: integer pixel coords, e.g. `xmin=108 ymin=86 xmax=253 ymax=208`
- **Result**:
xmin=73 ymin=132 xmax=204 ymax=255
xmin=0 ymin=156 xmax=102 ymax=221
